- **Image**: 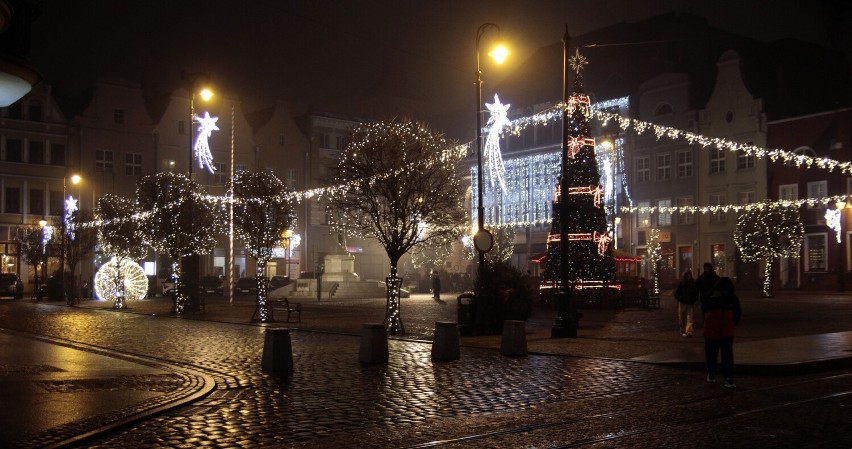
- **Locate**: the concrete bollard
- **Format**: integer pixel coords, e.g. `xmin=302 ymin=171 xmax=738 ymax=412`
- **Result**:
xmin=359 ymin=323 xmax=389 ymax=364
xmin=500 ymin=320 xmax=527 ymax=357
xmin=261 ymin=328 xmax=294 ymax=372
xmin=431 ymin=321 xmax=460 ymax=361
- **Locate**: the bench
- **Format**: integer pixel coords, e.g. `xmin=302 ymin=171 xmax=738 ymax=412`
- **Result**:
xmin=272 ymin=298 xmax=302 ymax=323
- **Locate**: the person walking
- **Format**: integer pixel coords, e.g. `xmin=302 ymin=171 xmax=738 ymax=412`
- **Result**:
xmin=431 ymin=270 xmax=441 ymax=301
xmin=702 ymin=277 xmax=742 ymax=388
xmin=695 ymin=262 xmax=720 ymax=303
xmin=674 ymin=270 xmax=699 ymax=337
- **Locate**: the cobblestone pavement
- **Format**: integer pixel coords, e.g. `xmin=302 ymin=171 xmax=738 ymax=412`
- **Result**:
xmin=0 ymin=291 xmax=849 ymax=448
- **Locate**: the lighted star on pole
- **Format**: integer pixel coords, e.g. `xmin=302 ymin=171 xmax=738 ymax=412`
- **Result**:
xmin=193 ymin=111 xmax=219 ymax=174
xmin=569 ymin=48 xmax=588 ymax=74
xmin=484 ymin=94 xmax=510 ymax=191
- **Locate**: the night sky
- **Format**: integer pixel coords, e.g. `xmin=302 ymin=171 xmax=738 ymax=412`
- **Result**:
xmin=30 ymin=0 xmax=850 ymax=117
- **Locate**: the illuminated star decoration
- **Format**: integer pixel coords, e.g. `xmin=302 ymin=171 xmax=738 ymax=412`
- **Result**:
xmin=569 ymin=48 xmax=588 ymax=74
xmin=193 ymin=111 xmax=219 ymax=174
xmin=484 ymin=94 xmax=511 ymax=191
xmin=65 ymin=195 xmax=78 ymax=240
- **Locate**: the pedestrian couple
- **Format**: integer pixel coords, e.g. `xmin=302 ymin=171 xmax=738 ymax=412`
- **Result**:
xmin=677 ymin=262 xmax=742 ymax=388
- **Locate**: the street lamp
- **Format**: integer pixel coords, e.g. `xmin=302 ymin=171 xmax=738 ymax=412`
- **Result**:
xmin=474 ymin=23 xmax=508 ymax=329
xmin=61 ymin=173 xmax=81 ymax=304
xmin=282 ymin=229 xmax=293 ymax=279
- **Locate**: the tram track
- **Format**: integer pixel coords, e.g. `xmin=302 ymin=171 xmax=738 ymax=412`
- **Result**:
xmin=408 ymin=372 xmax=852 ymax=448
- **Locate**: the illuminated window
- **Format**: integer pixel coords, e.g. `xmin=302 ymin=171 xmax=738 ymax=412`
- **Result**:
xmin=657 ymin=199 xmax=672 ymax=226
xmin=807 ymin=180 xmax=827 ymax=209
xmin=804 ymin=234 xmax=827 ymax=272
xmin=637 ymin=201 xmax=650 ymax=228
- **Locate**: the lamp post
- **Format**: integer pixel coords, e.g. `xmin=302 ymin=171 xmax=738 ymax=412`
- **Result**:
xmin=61 ymin=173 xmax=81 ymax=304
xmin=37 ymin=217 xmax=47 ymax=301
xmin=474 ymin=23 xmax=507 ymax=331
xmin=180 ymin=71 xmax=213 ymax=313
xmin=282 ymin=229 xmax=293 ymax=279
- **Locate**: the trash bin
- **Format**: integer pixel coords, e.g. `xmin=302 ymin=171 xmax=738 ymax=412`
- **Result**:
xmin=457 ymin=293 xmax=476 ymax=336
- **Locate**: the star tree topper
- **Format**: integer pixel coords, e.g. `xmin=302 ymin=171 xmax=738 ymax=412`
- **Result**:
xmin=569 ymin=48 xmax=588 ymax=74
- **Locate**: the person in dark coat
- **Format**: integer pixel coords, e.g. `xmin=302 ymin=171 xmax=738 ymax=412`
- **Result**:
xmin=431 ymin=270 xmax=441 ymax=301
xmin=695 ymin=262 xmax=720 ymax=303
xmin=674 ymin=269 xmax=699 ymax=337
xmin=702 ymin=277 xmax=742 ymax=388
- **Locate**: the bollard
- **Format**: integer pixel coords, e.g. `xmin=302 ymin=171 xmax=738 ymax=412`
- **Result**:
xmin=500 ymin=320 xmax=527 ymax=357
xmin=431 ymin=321 xmax=460 ymax=361
xmin=359 ymin=323 xmax=388 ymax=364
xmin=261 ymin=328 xmax=294 ymax=372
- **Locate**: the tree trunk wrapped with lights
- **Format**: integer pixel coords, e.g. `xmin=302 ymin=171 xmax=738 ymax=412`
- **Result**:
xmin=230 ymin=171 xmax=297 ymax=323
xmin=324 ymin=119 xmax=468 ymax=335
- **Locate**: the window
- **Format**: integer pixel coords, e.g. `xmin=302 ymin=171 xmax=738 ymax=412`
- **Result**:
xmin=335 ymin=135 xmax=344 ymax=150
xmin=737 ymin=190 xmax=755 ymax=205
xmin=654 ymin=103 xmax=673 ymax=116
xmin=5 ymin=138 xmax=22 ymax=162
xmin=235 ymin=164 xmax=247 ymax=173
xmin=805 ymin=234 xmax=827 ymax=272
xmin=278 ymin=134 xmax=285 ymax=146
xmin=29 ymin=189 xmax=44 ymax=215
xmin=321 ymin=133 xmax=331 ymax=149
xmin=125 ymin=153 xmax=142 ymax=176
xmin=4 ymin=187 xmax=20 ymax=213
xmin=657 ymin=199 xmax=672 ymax=226
xmin=676 ymin=150 xmax=693 ymax=178
xmin=213 ymin=162 xmax=228 ymax=185
xmin=28 ymin=141 xmax=44 ymax=164
xmin=676 ymin=196 xmax=694 ymax=225
xmin=709 ymin=148 xmax=725 ymax=173
xmin=28 ymin=101 xmax=42 ymax=121
xmin=807 ymin=181 xmax=827 ymax=208
xmin=636 ymin=156 xmax=650 ymax=182
xmin=114 ymin=108 xmax=125 ymax=124
xmin=779 ymin=184 xmax=798 ymax=201
xmin=49 ymin=190 xmax=62 ymax=216
xmin=656 ymin=154 xmax=671 ymax=180
xmin=50 ymin=143 xmax=65 ymax=166
xmin=737 ymin=152 xmax=755 ymax=170
xmin=637 ymin=201 xmax=650 ymax=228
xmin=637 ymin=230 xmax=647 ymax=246
xmin=709 ymin=193 xmax=726 ymax=223
xmin=287 ymin=168 xmax=297 ymax=189
xmin=678 ymin=246 xmax=693 ymax=274
xmin=96 ymin=150 xmax=114 ymax=172
xmin=178 ymin=120 xmax=185 ymax=135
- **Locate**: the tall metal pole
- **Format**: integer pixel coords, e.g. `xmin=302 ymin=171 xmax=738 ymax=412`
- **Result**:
xmin=61 ymin=175 xmax=66 ymax=303
xmin=552 ymin=25 xmax=578 ymax=338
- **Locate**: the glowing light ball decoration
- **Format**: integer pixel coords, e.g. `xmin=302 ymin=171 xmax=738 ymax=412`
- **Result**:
xmin=94 ymin=257 xmax=148 ymax=308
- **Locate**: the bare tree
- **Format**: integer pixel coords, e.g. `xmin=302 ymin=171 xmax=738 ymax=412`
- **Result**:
xmin=96 ymin=194 xmax=147 ymax=308
xmin=230 ymin=170 xmax=297 ymax=322
xmin=734 ymin=201 xmax=804 ymax=297
xmin=323 ymin=119 xmax=468 ymax=334
xmin=17 ymin=225 xmax=50 ymax=300
xmin=136 ymin=172 xmax=224 ymax=314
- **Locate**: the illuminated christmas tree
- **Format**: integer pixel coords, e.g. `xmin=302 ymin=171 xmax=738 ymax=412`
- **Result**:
xmin=543 ymin=50 xmax=615 ymax=285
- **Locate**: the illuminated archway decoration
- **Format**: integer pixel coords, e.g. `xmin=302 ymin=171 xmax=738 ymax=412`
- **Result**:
xmin=94 ymin=257 xmax=148 ymax=308
xmin=193 ymin=111 xmax=219 ymax=174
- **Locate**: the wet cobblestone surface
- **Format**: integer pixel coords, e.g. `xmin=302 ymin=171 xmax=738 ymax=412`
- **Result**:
xmin=0 ymin=292 xmax=850 ymax=448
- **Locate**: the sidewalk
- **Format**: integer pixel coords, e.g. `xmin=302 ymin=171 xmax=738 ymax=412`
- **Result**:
xmin=73 ymin=288 xmax=852 ymax=374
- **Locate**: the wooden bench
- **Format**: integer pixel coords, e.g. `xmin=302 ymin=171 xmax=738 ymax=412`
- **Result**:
xmin=272 ymin=298 xmax=302 ymax=323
